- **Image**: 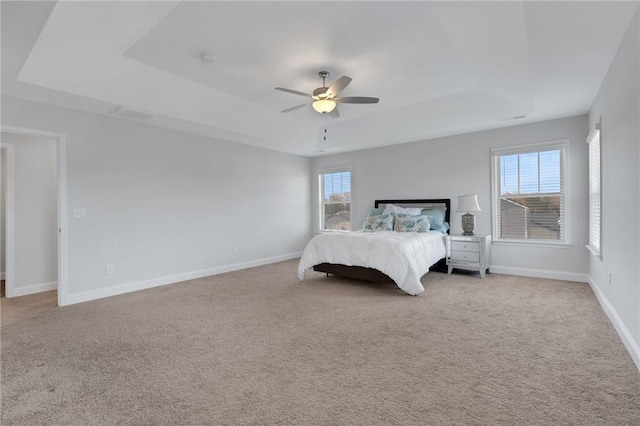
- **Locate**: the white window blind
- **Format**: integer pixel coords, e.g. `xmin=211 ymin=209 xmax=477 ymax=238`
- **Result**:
xmin=587 ymin=128 xmax=601 ymax=256
xmin=319 ymin=169 xmax=351 ymax=231
xmin=492 ymin=142 xmax=567 ymax=242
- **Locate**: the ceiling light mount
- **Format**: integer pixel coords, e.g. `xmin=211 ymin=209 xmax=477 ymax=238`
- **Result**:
xmin=313 ymin=71 xmax=330 ymax=99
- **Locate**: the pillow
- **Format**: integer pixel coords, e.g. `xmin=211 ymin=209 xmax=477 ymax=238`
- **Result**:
xmin=431 ymin=221 xmax=450 ymax=234
xmin=394 ymin=213 xmax=431 ymax=233
xmin=383 ymin=203 xmax=423 ymax=216
xmin=363 ymin=213 xmax=394 ymax=232
xmin=366 ymin=208 xmax=384 ymax=217
xmin=420 ymin=207 xmax=447 ymax=229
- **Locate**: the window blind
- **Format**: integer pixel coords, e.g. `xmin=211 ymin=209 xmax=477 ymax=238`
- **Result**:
xmin=588 ymin=129 xmax=601 ymax=255
xmin=492 ymin=143 xmax=566 ymax=242
xmin=322 ymin=171 xmax=351 ymax=203
xmin=320 ymin=170 xmax=351 ymax=231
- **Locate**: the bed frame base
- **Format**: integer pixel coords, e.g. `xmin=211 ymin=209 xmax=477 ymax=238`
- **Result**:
xmin=313 ymin=264 xmax=395 ymax=283
xmin=313 ymin=259 xmax=447 ymax=283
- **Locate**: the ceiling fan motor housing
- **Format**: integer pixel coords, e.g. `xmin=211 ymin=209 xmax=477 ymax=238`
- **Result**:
xmin=313 ymin=87 xmax=329 ymax=99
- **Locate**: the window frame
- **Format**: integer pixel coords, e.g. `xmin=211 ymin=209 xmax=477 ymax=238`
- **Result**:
xmin=318 ymin=167 xmax=352 ymax=232
xmin=586 ymin=125 xmax=602 ymax=258
xmin=490 ymin=139 xmax=570 ymax=246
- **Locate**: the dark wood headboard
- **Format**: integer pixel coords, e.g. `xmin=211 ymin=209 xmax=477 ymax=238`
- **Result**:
xmin=374 ymin=199 xmax=451 ymax=230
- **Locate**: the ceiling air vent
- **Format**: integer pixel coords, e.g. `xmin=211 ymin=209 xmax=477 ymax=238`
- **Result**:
xmin=112 ymin=106 xmax=156 ymax=121
xmin=497 ymin=115 xmax=527 ymax=122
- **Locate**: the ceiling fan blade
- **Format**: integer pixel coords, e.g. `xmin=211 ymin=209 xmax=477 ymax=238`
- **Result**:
xmin=281 ymin=103 xmax=309 ymax=113
xmin=275 ymin=87 xmax=312 ymax=97
xmin=334 ymin=96 xmax=379 ymax=104
xmin=327 ymin=76 xmax=352 ymax=97
xmin=328 ymin=107 xmax=340 ymax=118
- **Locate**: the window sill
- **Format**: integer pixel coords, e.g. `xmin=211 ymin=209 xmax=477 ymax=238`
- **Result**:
xmin=585 ymin=245 xmax=602 ymax=259
xmin=492 ymin=239 xmax=571 ymax=249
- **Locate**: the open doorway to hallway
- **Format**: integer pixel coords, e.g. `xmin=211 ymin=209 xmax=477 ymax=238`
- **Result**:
xmin=1 ymin=132 xmax=58 ymax=298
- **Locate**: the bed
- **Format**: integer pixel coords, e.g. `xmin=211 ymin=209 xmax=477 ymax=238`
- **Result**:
xmin=298 ymin=199 xmax=450 ymax=295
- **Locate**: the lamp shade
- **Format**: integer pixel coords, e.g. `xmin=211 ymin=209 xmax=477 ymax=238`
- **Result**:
xmin=456 ymin=194 xmax=481 ymax=212
xmin=312 ymin=99 xmax=337 ymax=114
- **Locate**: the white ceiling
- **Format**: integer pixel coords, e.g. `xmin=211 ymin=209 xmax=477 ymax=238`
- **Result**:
xmin=2 ymin=1 xmax=637 ymax=157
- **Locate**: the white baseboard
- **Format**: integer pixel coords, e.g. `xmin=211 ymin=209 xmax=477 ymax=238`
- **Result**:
xmin=7 ymin=281 xmax=57 ymax=297
xmin=489 ymin=265 xmax=588 ymax=283
xmin=587 ymin=277 xmax=640 ymax=372
xmin=65 ymin=252 xmax=303 ymax=306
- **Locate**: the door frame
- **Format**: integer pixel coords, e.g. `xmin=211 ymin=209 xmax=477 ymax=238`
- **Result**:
xmin=0 ymin=125 xmax=68 ymax=306
xmin=1 ymin=143 xmax=15 ymax=296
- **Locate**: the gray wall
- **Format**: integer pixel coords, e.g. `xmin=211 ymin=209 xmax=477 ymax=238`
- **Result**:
xmin=588 ymin=10 xmax=639 ymax=353
xmin=1 ymin=96 xmax=311 ymax=302
xmin=312 ymin=115 xmax=589 ymax=280
xmin=1 ymin=133 xmax=58 ymax=291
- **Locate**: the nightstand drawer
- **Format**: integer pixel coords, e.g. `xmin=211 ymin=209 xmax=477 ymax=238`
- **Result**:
xmin=451 ymin=241 xmax=480 ymax=252
xmin=451 ymin=251 xmax=480 ymax=262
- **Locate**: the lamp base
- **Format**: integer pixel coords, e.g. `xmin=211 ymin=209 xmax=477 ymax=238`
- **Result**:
xmin=461 ymin=213 xmax=476 ymax=236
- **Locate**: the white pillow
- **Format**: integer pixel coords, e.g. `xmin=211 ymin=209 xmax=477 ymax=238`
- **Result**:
xmin=382 ymin=203 xmax=423 ymax=216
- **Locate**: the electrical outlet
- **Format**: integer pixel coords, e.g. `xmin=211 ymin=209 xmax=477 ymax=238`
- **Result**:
xmin=233 ymin=246 xmax=240 ymax=255
xmin=73 ymin=208 xmax=87 ymax=219
xmin=106 ymin=264 xmax=115 ymax=274
xmin=250 ymin=245 xmax=256 ymax=252
xmin=608 ymin=271 xmax=612 ymax=286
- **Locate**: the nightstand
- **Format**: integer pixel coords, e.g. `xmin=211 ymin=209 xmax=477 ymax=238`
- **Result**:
xmin=446 ymin=234 xmax=491 ymax=278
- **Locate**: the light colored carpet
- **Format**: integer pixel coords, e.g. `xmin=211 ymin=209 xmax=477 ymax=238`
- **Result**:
xmin=1 ymin=259 xmax=639 ymax=425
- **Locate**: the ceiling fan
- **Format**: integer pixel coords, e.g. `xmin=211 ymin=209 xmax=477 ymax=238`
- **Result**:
xmin=275 ymin=71 xmax=379 ymax=118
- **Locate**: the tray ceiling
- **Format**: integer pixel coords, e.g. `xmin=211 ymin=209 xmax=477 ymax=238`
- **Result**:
xmin=2 ymin=1 xmax=637 ymax=156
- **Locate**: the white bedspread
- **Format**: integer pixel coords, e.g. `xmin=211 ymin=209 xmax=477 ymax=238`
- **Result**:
xmin=297 ymin=231 xmax=446 ymax=295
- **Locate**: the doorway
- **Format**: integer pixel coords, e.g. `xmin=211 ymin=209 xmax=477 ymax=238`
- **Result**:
xmin=0 ymin=126 xmax=68 ymax=306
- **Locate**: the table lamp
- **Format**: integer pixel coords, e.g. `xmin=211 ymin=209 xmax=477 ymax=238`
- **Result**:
xmin=456 ymin=194 xmax=481 ymax=236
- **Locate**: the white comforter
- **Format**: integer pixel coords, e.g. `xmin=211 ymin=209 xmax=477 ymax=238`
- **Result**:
xmin=298 ymin=231 xmax=446 ymax=295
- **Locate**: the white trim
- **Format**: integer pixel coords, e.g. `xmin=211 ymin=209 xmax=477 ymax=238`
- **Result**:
xmin=588 ymin=276 xmax=640 ymax=371
xmin=10 ymin=281 xmax=58 ymax=297
xmin=585 ymin=244 xmax=602 ymax=259
xmin=587 ymin=128 xmax=601 ymax=145
xmin=489 ymin=265 xmax=588 ymax=283
xmin=0 ymin=125 xmax=68 ymax=306
xmin=65 ymin=251 xmax=303 ymax=305
xmin=0 ymin=143 xmax=15 ymax=298
xmin=492 ymin=240 xmax=571 ymax=249
xmin=490 ymin=139 xmax=569 ymax=156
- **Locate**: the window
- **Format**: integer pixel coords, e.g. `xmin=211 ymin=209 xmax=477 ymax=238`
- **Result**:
xmin=491 ymin=141 xmax=567 ymax=243
xmin=587 ymin=127 xmax=601 ymax=256
xmin=319 ymin=169 xmax=351 ymax=231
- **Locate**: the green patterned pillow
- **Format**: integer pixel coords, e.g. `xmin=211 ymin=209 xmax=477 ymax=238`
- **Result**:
xmin=394 ymin=213 xmax=431 ymax=232
xmin=363 ymin=213 xmax=394 ymax=232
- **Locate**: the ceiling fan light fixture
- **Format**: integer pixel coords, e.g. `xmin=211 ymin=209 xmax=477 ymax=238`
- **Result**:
xmin=312 ymin=99 xmax=336 ymax=114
